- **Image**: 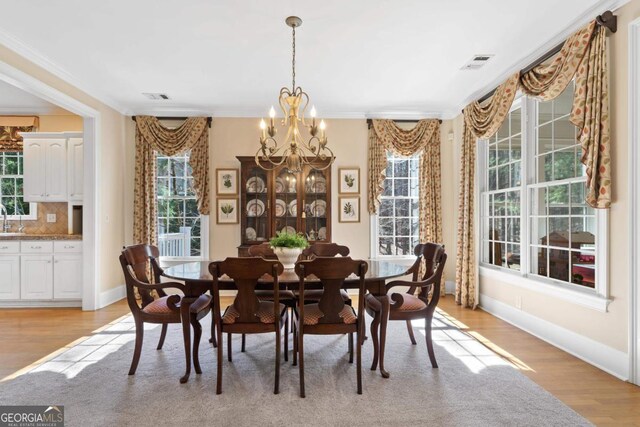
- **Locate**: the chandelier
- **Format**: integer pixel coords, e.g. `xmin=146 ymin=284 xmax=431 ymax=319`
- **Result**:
xmin=256 ymin=16 xmax=334 ymax=173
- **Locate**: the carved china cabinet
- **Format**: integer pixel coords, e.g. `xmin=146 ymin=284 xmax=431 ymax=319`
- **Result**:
xmin=237 ymin=156 xmax=332 ymax=256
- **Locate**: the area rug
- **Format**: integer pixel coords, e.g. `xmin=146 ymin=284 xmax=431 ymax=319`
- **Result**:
xmin=0 ymin=311 xmax=590 ymax=427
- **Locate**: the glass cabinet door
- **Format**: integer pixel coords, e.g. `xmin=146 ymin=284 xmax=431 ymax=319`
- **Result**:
xmin=242 ymin=164 xmax=269 ymax=244
xmin=274 ymin=166 xmax=299 ymax=235
xmin=303 ymin=167 xmax=329 ymax=242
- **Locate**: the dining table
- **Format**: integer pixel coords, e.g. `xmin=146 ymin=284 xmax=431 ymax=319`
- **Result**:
xmin=163 ymin=259 xmax=409 ymax=382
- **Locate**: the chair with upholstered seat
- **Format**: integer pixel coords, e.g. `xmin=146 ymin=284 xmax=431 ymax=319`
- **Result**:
xmin=119 ymin=245 xmax=211 ymax=383
xmin=293 ymin=257 xmax=368 ymax=397
xmin=365 ymin=243 xmax=447 ymax=374
xmin=209 ymin=257 xmax=287 ymax=394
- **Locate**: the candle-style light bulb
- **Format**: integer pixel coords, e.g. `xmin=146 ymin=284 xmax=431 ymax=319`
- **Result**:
xmin=319 ymin=120 xmax=326 ymax=130
xmin=310 ymin=106 xmax=317 ymax=118
xmin=259 ymin=119 xmax=266 ymax=129
xmin=269 ymin=106 xmax=276 ymax=118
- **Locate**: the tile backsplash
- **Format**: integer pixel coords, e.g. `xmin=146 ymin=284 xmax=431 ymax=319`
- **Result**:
xmin=6 ymin=202 xmax=69 ymax=234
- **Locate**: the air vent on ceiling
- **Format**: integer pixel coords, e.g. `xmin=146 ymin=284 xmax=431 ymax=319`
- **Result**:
xmin=461 ymin=54 xmax=494 ymax=70
xmin=142 ymin=93 xmax=170 ymax=100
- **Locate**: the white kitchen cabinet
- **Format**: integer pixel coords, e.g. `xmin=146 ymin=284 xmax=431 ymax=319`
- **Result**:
xmin=45 ymin=140 xmax=68 ymax=201
xmin=22 ymin=139 xmax=47 ymax=201
xmin=0 ymin=256 xmax=20 ymax=300
xmin=21 ymin=255 xmax=53 ymax=300
xmin=22 ymin=132 xmax=82 ymax=203
xmin=53 ymin=254 xmax=82 ymax=299
xmin=67 ymin=138 xmax=84 ymax=201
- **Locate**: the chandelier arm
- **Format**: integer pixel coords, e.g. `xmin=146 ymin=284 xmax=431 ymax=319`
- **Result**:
xmin=299 ymin=91 xmax=310 ymax=127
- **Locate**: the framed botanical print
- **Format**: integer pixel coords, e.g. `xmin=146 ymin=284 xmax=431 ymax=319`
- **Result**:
xmin=216 ymin=168 xmax=239 ymax=195
xmin=338 ymin=196 xmax=360 ymax=223
xmin=338 ymin=167 xmax=360 ymax=194
xmin=216 ymin=198 xmax=239 ymax=224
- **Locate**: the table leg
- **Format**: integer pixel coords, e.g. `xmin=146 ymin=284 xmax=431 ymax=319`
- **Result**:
xmin=378 ymin=295 xmax=390 ymax=378
xmin=179 ymin=298 xmax=194 ymax=384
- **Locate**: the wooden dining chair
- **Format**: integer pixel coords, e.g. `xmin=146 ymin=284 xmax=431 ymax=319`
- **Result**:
xmin=119 ymin=245 xmax=212 ymax=383
xmin=209 ymin=257 xmax=287 ymax=394
xmin=245 ymin=243 xmax=295 ymax=360
xmin=297 ymin=242 xmax=352 ymax=305
xmin=293 ymin=257 xmax=368 ymax=397
xmin=365 ymin=243 xmax=447 ymax=373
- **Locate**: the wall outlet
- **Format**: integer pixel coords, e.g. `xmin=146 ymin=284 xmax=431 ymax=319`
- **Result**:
xmin=46 ymin=213 xmax=56 ymax=223
xmin=515 ymin=296 xmax=522 ymax=310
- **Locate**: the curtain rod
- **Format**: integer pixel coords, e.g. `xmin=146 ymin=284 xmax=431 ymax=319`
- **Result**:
xmin=366 ymin=118 xmax=442 ymax=129
xmin=472 ymin=10 xmax=617 ymax=107
xmin=131 ymin=116 xmax=212 ymax=128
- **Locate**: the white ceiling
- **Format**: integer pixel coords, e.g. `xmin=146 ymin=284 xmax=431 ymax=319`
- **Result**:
xmin=0 ymin=0 xmax=618 ymax=118
xmin=0 ymin=79 xmax=70 ymax=115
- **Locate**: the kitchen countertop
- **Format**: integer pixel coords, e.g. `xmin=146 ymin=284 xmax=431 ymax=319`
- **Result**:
xmin=0 ymin=234 xmax=82 ymax=241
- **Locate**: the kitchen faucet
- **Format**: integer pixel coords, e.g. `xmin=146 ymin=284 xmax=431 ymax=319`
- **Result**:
xmin=0 ymin=204 xmax=10 ymax=233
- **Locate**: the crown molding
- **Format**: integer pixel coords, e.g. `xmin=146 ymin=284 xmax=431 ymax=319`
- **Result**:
xmin=448 ymin=0 xmax=632 ymax=118
xmin=0 ymin=106 xmax=69 ymax=115
xmin=0 ymin=27 xmax=128 ymax=115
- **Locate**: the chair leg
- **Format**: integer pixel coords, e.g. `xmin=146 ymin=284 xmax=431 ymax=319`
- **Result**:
xmin=298 ymin=328 xmax=305 ymax=398
xmin=292 ymin=321 xmax=298 ymax=366
xmin=425 ymin=318 xmax=438 ymax=368
xmin=216 ymin=325 xmax=223 ymax=394
xmin=348 ymin=333 xmax=354 ymax=364
xmin=241 ymin=334 xmax=246 ymax=352
xmin=275 ymin=325 xmax=281 ymax=394
xmin=356 ymin=324 xmax=362 ymax=395
xmin=209 ymin=314 xmax=217 ymax=347
xmin=128 ymin=317 xmax=144 ymax=375
xmin=157 ymin=323 xmax=168 ymax=350
xmin=406 ymin=320 xmax=417 ymax=345
xmin=284 ymin=311 xmax=289 ymax=362
xmin=370 ymin=312 xmax=380 ymax=371
xmin=227 ymin=333 xmax=233 ymax=362
xmin=191 ymin=315 xmax=203 ymax=375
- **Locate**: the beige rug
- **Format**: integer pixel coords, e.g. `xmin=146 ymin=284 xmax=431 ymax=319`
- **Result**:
xmin=0 ymin=310 xmax=591 ymax=427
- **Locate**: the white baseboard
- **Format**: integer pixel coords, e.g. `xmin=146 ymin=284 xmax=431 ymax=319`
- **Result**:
xmin=98 ymin=285 xmax=126 ymax=309
xmin=0 ymin=300 xmax=82 ymax=308
xmin=479 ymin=294 xmax=629 ymax=381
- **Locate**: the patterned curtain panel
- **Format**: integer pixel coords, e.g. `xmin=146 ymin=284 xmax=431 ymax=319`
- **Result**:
xmin=0 ymin=116 xmax=39 ymax=152
xmin=134 ymin=116 xmax=210 ymax=246
xmin=520 ymin=21 xmax=610 ymax=208
xmin=457 ymin=75 xmax=519 ymax=309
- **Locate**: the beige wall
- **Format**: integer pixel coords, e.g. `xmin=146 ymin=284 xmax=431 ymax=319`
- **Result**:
xmin=0 ymin=45 xmax=126 ymax=295
xmin=450 ymin=0 xmax=640 ymax=353
xmin=38 ymin=114 xmax=83 ymax=132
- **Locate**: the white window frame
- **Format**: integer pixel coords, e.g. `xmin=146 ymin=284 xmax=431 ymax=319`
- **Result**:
xmin=0 ymin=151 xmax=37 ymax=220
xmin=155 ymin=152 xmax=209 ymax=262
xmin=370 ymin=151 xmax=421 ymax=262
xmin=479 ymin=95 xmax=609 ymax=312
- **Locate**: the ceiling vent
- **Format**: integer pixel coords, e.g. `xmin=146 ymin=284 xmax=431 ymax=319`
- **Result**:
xmin=461 ymin=54 xmax=494 ymax=70
xmin=142 ymin=93 xmax=170 ymax=100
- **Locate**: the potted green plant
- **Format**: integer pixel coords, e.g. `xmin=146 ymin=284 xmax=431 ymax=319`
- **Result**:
xmin=269 ymin=231 xmax=308 ymax=269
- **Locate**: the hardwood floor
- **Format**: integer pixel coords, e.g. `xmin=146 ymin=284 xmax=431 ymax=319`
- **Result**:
xmin=1 ymin=296 xmax=638 ymax=425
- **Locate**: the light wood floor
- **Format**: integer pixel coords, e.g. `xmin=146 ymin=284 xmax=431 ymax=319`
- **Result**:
xmin=1 ymin=296 xmax=639 ymax=425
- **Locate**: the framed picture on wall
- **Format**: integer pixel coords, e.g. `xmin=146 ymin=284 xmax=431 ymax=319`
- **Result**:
xmin=216 ymin=168 xmax=239 ymax=195
xmin=338 ymin=196 xmax=360 ymax=223
xmin=338 ymin=167 xmax=360 ymax=194
xmin=216 ymin=198 xmax=239 ymax=224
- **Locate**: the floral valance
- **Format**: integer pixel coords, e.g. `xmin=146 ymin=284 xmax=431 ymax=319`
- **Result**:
xmin=0 ymin=116 xmax=39 ymax=152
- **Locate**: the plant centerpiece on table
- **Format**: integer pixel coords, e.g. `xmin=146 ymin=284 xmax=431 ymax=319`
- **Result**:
xmin=269 ymin=231 xmax=308 ymax=269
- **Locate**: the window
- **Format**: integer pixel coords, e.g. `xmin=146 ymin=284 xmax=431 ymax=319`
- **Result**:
xmin=156 ymin=151 xmax=207 ymax=258
xmin=0 ymin=151 xmax=36 ymax=219
xmin=480 ymin=83 xmax=604 ymax=293
xmin=482 ymin=103 xmax=522 ymax=270
xmin=374 ymin=151 xmax=420 ymax=257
